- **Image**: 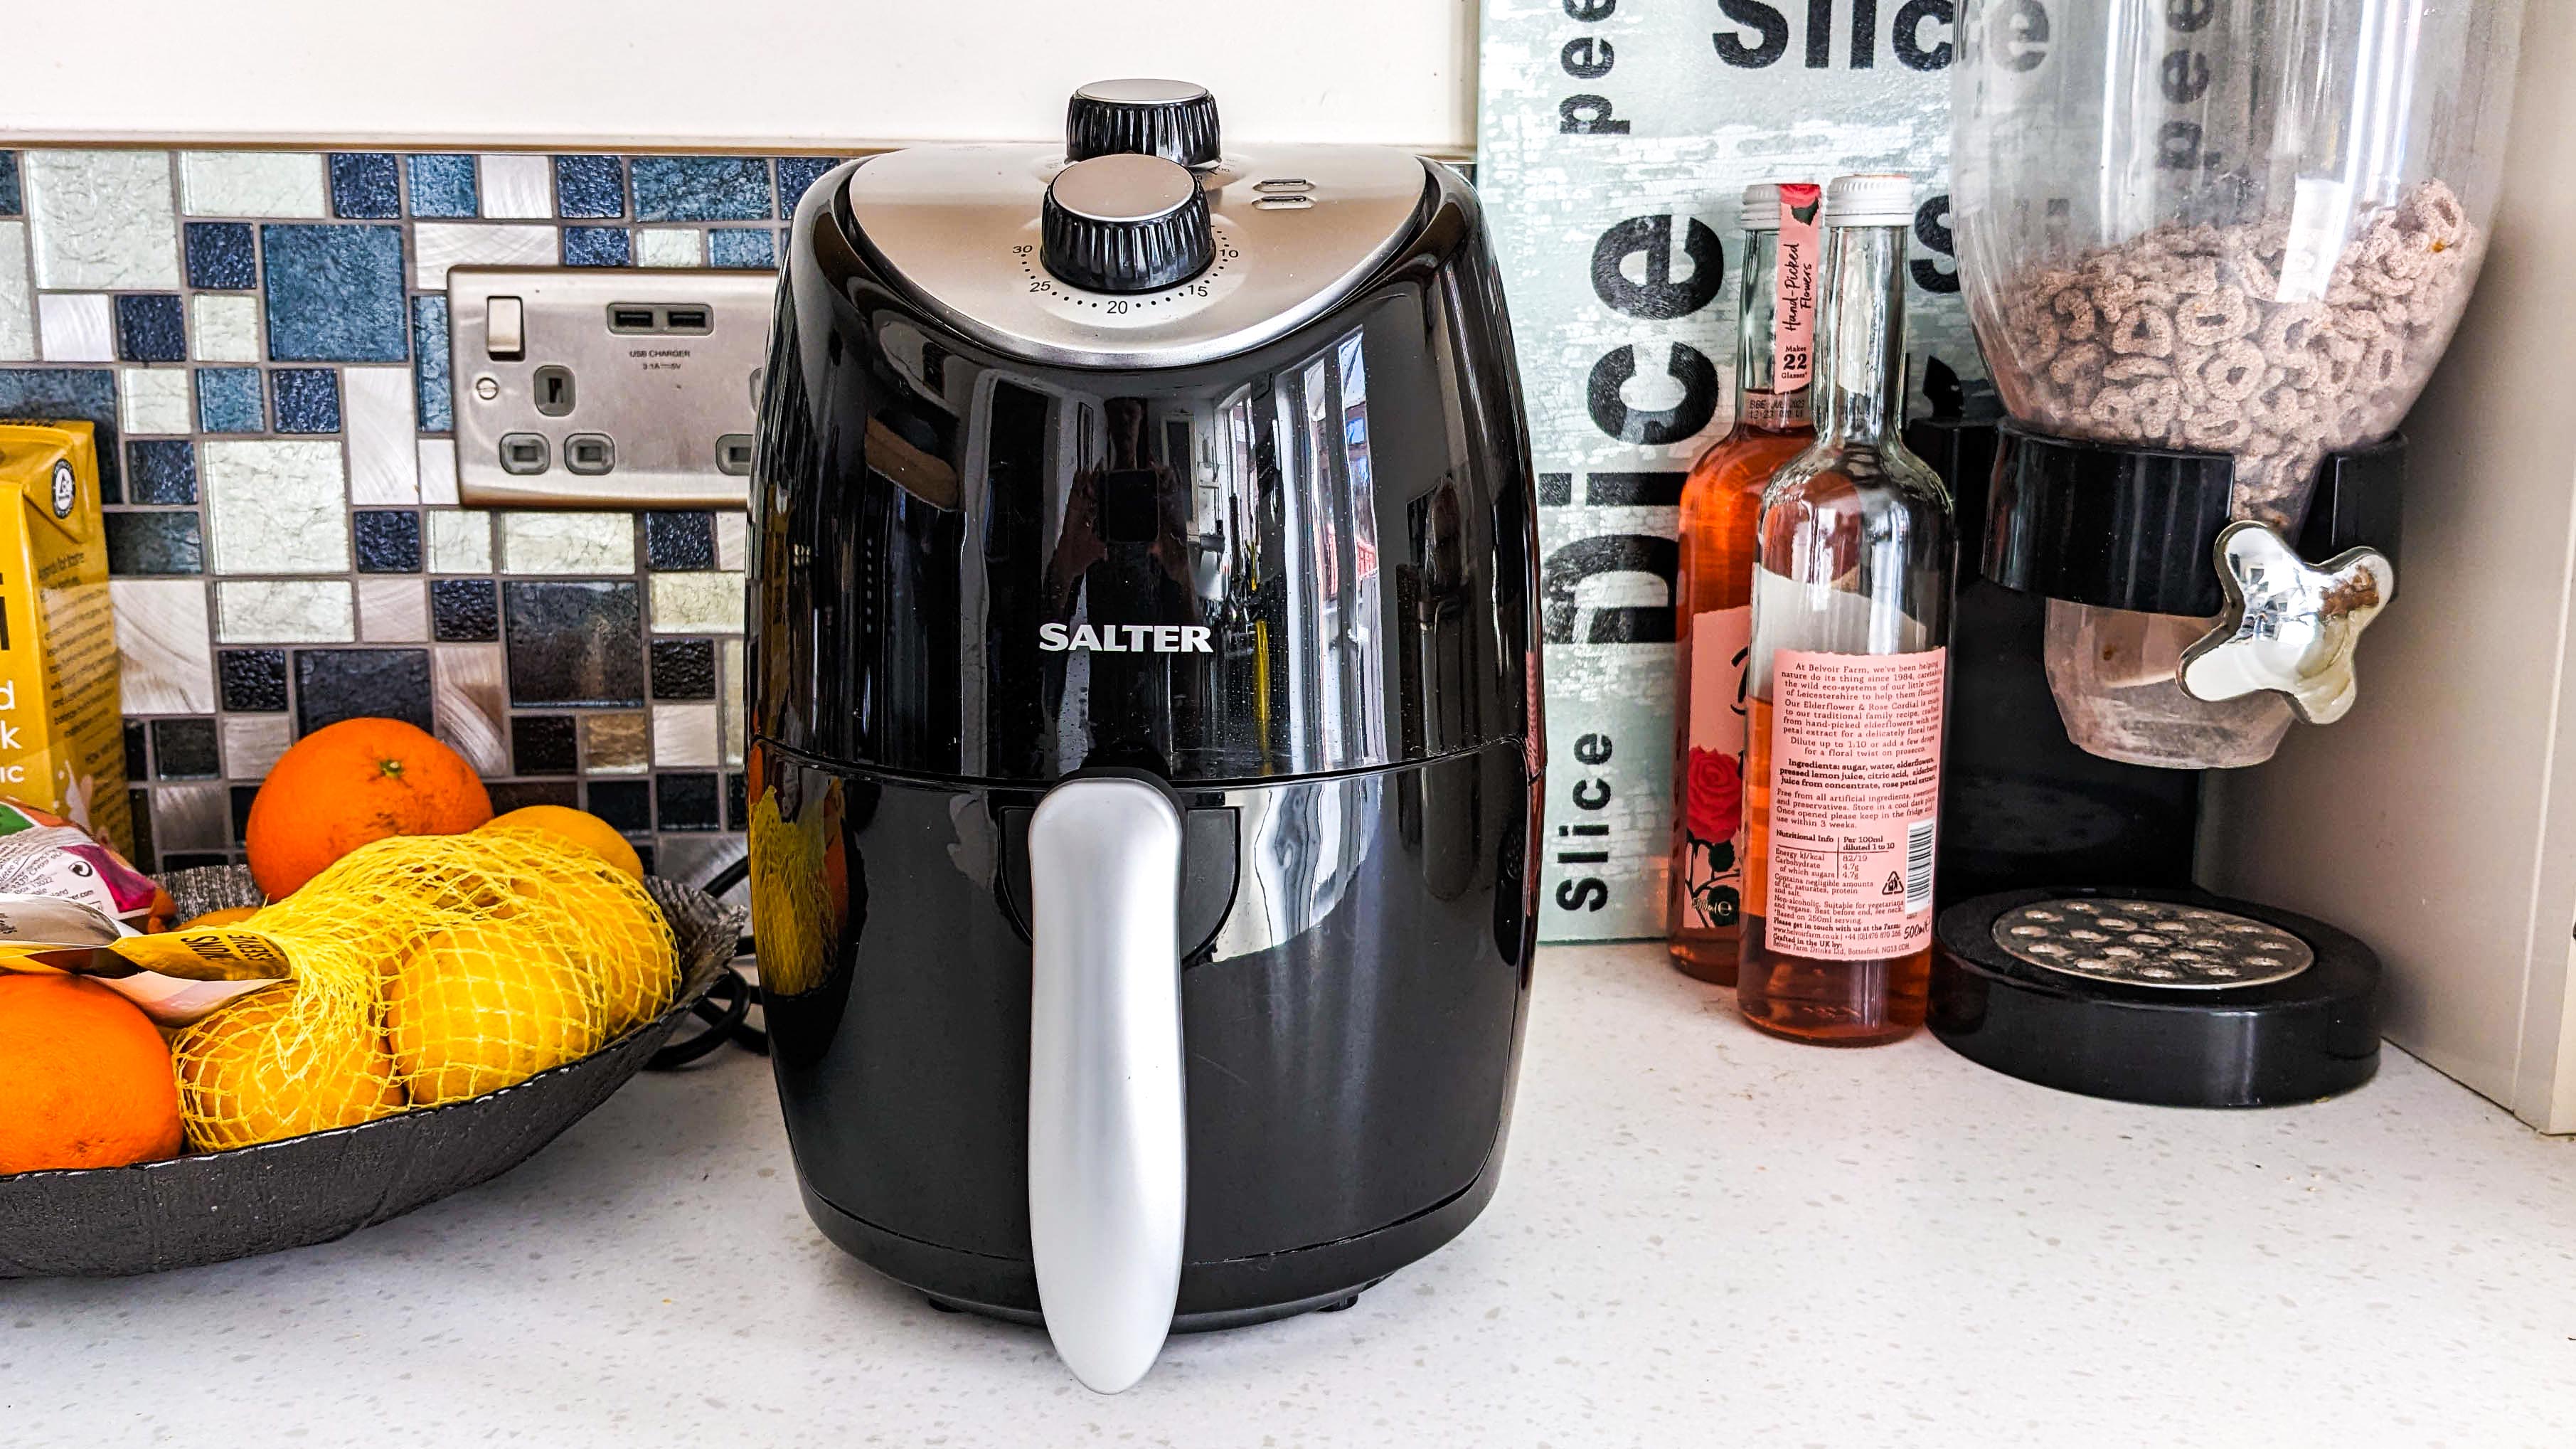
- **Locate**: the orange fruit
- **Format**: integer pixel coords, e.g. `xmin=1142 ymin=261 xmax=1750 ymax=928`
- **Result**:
xmin=173 ymin=984 xmax=405 ymax=1150
xmin=245 ymin=718 xmax=492 ymax=898
xmin=0 ymin=974 xmax=186 ymax=1172
xmin=478 ymin=805 xmax=644 ymax=880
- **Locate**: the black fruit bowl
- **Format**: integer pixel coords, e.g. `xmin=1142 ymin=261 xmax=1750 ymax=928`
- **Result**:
xmin=0 ymin=866 xmax=745 ymax=1278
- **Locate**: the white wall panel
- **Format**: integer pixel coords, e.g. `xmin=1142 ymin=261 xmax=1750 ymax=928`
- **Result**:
xmin=0 ymin=1 xmax=1479 ymax=152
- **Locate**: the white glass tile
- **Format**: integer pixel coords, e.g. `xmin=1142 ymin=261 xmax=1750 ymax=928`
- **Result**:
xmin=714 ymin=511 xmax=747 ymax=571
xmin=651 ymin=703 xmax=720 ymax=768
xmin=219 ymin=714 xmax=293 ymax=781
xmin=344 ymin=367 xmax=420 ymax=504
xmin=188 ymin=292 xmax=261 ymax=362
xmin=432 ymin=644 xmax=510 ymax=776
xmin=0 ymin=222 xmax=31 ymax=362
xmin=500 ymin=511 xmax=635 ymax=575
xmin=650 ymin=571 xmax=746 ymax=633
xmin=107 ymin=579 xmax=215 ymax=713
xmin=416 ymin=439 xmax=461 ymax=507
xmin=36 ymin=293 xmax=113 ymax=362
xmin=178 ymin=152 xmax=326 ymax=218
xmin=358 ymin=578 xmax=429 ymax=642
xmin=216 ymin=580 xmax=354 ymax=643
xmin=411 ymin=223 xmax=556 ymax=289
xmin=202 ymin=440 xmax=351 ymax=575
xmin=427 ymin=509 xmax=493 ymax=573
xmin=118 ymin=368 xmax=192 ymax=436
xmin=477 ymin=154 xmax=555 ymax=220
xmin=23 ymin=150 xmax=180 ymax=289
xmin=638 ymin=228 xmax=704 ymax=267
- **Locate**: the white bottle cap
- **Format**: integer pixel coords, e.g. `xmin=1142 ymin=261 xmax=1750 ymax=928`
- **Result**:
xmin=1741 ymin=182 xmax=1783 ymax=230
xmin=1824 ymin=173 xmax=1916 ymax=227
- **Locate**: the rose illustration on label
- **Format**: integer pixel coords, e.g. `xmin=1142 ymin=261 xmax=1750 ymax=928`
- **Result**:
xmin=1681 ymin=746 xmax=1742 ymax=928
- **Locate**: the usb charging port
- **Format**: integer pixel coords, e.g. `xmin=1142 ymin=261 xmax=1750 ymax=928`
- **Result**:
xmin=608 ymin=306 xmax=656 ymax=332
xmin=662 ymin=307 xmax=711 ymax=333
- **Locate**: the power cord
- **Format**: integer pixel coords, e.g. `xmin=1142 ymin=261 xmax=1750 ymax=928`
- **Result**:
xmin=646 ymin=855 xmax=768 ymax=1069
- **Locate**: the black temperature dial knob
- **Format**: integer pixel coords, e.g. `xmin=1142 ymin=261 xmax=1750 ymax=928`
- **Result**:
xmin=1040 ymin=154 xmax=1214 ymax=294
xmin=1065 ymin=78 xmax=1222 ymax=167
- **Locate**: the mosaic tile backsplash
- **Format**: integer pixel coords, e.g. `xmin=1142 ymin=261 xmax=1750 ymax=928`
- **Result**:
xmin=0 ymin=147 xmax=846 ymax=896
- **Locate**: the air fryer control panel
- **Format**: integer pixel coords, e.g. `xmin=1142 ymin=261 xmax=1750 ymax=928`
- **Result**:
xmin=837 ymin=88 xmax=1431 ymax=369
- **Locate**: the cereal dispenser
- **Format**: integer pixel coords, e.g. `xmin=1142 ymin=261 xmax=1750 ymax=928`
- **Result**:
xmin=1919 ymin=0 xmax=2523 ymax=1109
xmin=1950 ymin=0 xmax=2522 ymax=769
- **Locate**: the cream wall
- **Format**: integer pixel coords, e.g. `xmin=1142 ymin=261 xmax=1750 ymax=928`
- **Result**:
xmin=0 ymin=1 xmax=1481 ymax=152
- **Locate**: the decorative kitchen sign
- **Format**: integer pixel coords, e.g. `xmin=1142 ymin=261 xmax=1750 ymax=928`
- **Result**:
xmin=1479 ymin=0 xmax=1984 ymax=940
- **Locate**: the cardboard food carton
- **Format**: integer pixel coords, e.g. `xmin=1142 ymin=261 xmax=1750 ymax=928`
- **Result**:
xmin=0 ymin=423 xmax=129 ymax=858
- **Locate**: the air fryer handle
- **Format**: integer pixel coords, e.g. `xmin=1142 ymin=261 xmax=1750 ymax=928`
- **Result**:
xmin=1023 ymin=776 xmax=1187 ymax=1394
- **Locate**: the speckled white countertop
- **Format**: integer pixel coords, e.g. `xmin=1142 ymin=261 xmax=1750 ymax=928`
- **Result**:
xmin=6 ymin=943 xmax=2573 ymax=1448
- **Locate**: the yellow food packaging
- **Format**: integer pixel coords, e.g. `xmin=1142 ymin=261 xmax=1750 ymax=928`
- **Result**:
xmin=0 ymin=423 xmax=129 ymax=856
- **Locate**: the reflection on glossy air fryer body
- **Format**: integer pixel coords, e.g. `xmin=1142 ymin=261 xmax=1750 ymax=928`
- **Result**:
xmin=747 ymin=154 xmax=1543 ymax=1324
xmin=750 ymin=162 xmax=1534 ymax=785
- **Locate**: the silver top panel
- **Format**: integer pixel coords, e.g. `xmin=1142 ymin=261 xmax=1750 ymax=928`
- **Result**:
xmin=1075 ymin=78 xmax=1207 ymax=106
xmin=841 ymin=143 xmax=1432 ymax=369
xmin=1992 ymin=898 xmax=2314 ymax=991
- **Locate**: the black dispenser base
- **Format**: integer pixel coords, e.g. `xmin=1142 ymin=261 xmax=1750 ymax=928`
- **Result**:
xmin=1930 ymin=887 xmax=2381 ymax=1108
xmin=1904 ymin=414 xmax=2400 ymax=1108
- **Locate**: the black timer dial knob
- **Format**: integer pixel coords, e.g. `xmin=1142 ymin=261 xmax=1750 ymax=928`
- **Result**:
xmin=1065 ymin=78 xmax=1223 ymax=167
xmin=1040 ymin=154 xmax=1215 ymax=294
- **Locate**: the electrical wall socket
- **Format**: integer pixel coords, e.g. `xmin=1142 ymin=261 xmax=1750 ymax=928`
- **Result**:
xmin=447 ymin=267 xmax=776 ymax=508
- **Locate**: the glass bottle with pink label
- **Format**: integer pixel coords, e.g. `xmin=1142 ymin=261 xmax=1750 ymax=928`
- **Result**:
xmin=1738 ymin=174 xmax=1956 ymax=1046
xmin=1667 ymin=181 xmax=1821 ymax=985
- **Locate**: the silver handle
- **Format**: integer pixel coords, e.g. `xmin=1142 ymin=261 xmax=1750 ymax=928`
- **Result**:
xmin=1025 ymin=777 xmax=1187 ymax=1394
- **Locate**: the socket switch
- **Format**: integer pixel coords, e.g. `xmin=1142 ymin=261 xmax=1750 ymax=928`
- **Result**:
xmin=448 ymin=267 xmax=775 ymax=507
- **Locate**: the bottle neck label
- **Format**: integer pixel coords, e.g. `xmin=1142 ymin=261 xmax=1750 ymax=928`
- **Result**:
xmin=1770 ymin=184 xmax=1823 ymax=395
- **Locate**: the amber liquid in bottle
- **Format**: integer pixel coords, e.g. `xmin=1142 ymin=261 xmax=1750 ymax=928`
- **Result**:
xmin=1668 ymin=193 xmax=1819 ymax=985
xmin=1737 ymin=189 xmax=1954 ymax=1046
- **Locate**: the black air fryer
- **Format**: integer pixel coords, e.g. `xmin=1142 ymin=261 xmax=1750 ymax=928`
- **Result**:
xmin=746 ymin=80 xmax=1542 ymax=1391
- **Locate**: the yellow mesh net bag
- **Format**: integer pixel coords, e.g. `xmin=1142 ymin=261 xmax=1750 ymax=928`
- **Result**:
xmin=164 ymin=831 xmax=676 ymax=1152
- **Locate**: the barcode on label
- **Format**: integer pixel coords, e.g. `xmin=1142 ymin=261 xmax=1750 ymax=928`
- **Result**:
xmin=1905 ymin=817 xmax=1936 ymax=913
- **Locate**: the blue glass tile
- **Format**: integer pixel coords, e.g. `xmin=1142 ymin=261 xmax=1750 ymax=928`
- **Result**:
xmin=107 ymin=512 xmax=203 ymax=576
xmin=656 ymin=773 xmax=721 ymax=831
xmin=504 ymin=580 xmax=643 ymax=706
xmin=151 ymin=718 xmax=220 ymax=778
xmin=261 ymin=225 xmax=408 ymax=362
xmin=562 ymin=226 xmax=632 ymax=267
xmin=432 ymin=577 xmax=499 ymax=641
xmin=0 ymin=152 xmax=18 ymax=216
xmin=632 ymin=156 xmax=772 ymax=221
xmin=0 ymin=369 xmax=120 ymax=492
xmin=271 ymin=368 xmax=342 ymax=432
xmin=777 ymin=158 xmax=839 ymax=217
xmin=708 ymin=228 xmax=775 ymax=270
xmin=644 ymin=511 xmax=715 ymax=570
xmin=329 ymin=153 xmax=401 ymax=218
xmin=126 ymin=440 xmax=197 ymax=504
xmin=115 ymin=294 xmax=188 ymax=362
xmin=407 ymin=154 xmax=478 ymax=218
xmin=196 ymin=368 xmax=265 ymax=433
xmin=219 ymin=648 xmax=288 ymax=711
xmin=412 ymin=296 xmax=452 ymax=432
xmin=183 ymin=222 xmax=257 ymax=290
xmin=511 ymin=715 xmax=576 ymax=774
xmin=297 ymin=649 xmax=432 ymax=736
xmin=585 ymin=779 xmax=649 ymax=834
xmin=354 ymin=509 xmax=422 ymax=573
xmin=554 ymin=155 xmax=624 ymax=218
